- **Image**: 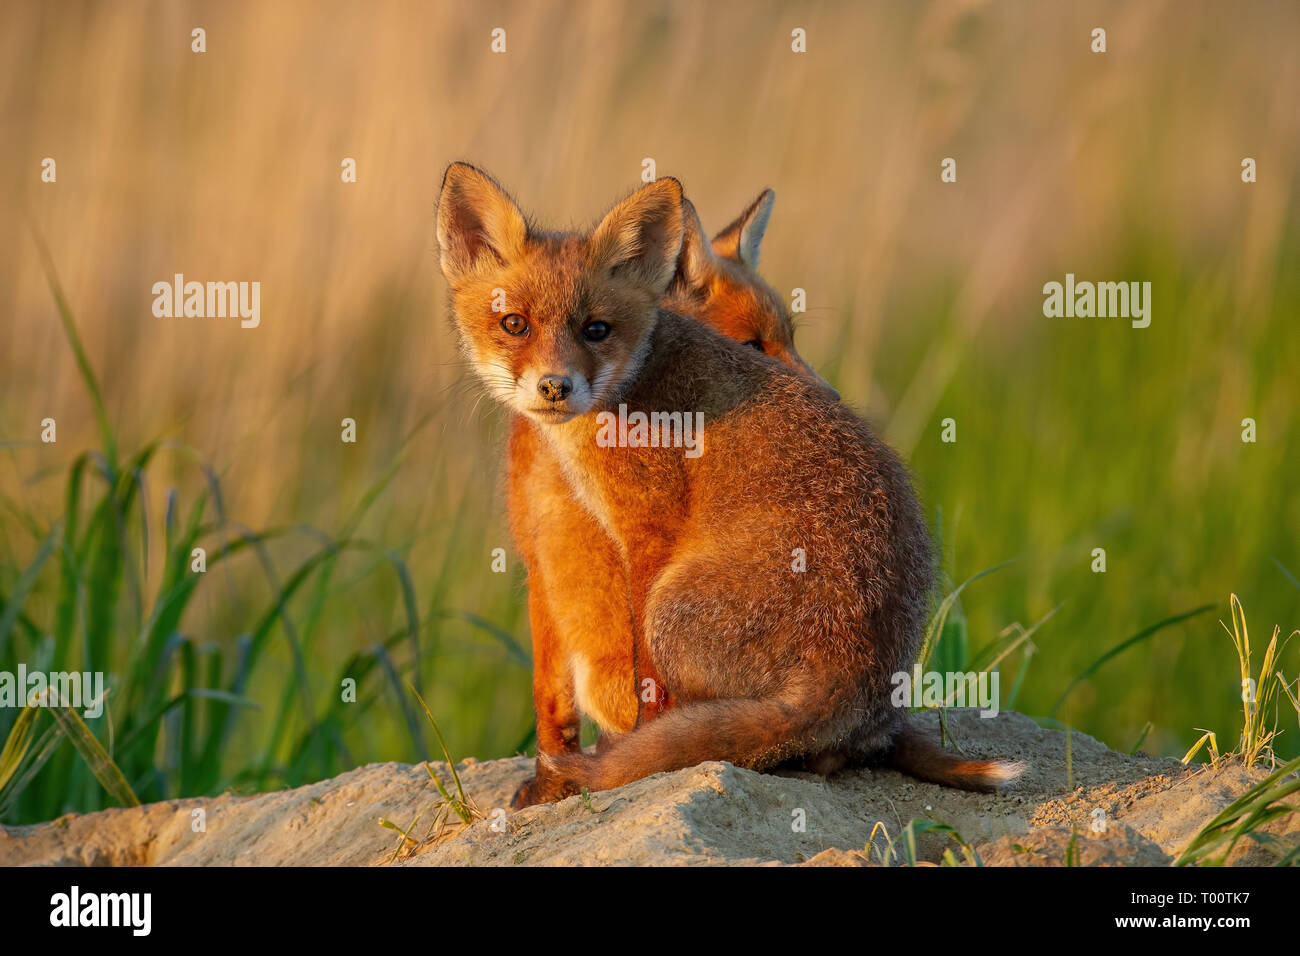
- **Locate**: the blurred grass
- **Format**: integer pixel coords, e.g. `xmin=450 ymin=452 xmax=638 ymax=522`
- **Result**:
xmin=1 ymin=0 xmax=1299 ymax=822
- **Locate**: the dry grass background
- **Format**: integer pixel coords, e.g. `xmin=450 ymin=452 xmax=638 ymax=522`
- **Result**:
xmin=1 ymin=0 xmax=1298 ymax=816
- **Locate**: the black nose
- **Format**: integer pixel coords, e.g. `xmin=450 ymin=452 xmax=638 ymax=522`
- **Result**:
xmin=537 ymin=375 xmax=573 ymax=402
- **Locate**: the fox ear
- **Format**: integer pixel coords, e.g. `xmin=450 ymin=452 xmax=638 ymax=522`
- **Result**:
xmin=589 ymin=178 xmax=685 ymax=295
xmin=672 ymin=198 xmax=718 ymax=293
xmin=437 ymin=163 xmax=528 ymax=286
xmin=711 ymin=188 xmax=774 ymax=268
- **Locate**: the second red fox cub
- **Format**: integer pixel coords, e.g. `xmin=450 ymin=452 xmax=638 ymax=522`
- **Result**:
xmin=437 ymin=163 xmax=1024 ymax=797
xmin=507 ymin=188 xmax=833 ymax=806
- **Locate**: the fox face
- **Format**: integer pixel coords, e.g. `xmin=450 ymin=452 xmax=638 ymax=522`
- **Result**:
xmin=437 ymin=163 xmax=836 ymax=420
xmin=670 ymin=191 xmax=837 ymax=399
xmin=437 ymin=163 xmax=685 ymax=423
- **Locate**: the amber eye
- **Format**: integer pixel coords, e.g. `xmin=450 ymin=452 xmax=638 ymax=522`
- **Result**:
xmin=583 ymin=321 xmax=611 ymax=342
xmin=501 ymin=313 xmax=528 ymax=336
xmin=744 ymin=339 xmax=764 ymax=352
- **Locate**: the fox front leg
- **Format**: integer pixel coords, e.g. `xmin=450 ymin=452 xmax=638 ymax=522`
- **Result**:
xmin=512 ymin=589 xmax=582 ymax=808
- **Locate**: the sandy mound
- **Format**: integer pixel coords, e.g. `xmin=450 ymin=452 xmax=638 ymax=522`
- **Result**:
xmin=2 ymin=711 xmax=1293 ymax=866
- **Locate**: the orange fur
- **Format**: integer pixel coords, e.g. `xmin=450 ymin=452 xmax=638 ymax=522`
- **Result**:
xmin=503 ymin=190 xmax=830 ymax=805
xmin=436 ymin=163 xmax=1024 ymax=804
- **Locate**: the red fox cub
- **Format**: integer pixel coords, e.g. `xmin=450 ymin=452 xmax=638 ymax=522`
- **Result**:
xmin=436 ymin=163 xmax=1024 ymax=798
xmin=505 ymin=187 xmax=834 ymax=806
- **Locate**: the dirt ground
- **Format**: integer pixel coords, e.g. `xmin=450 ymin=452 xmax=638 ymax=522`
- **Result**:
xmin=2 ymin=711 xmax=1294 ymax=866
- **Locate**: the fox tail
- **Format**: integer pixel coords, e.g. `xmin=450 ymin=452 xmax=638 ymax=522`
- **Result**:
xmin=885 ymin=717 xmax=1025 ymax=792
xmin=542 ymin=696 xmax=811 ymax=794
xmin=541 ymin=697 xmax=1026 ymax=796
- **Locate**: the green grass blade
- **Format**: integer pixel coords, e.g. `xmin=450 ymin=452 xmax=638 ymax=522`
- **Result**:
xmin=1272 ymin=558 xmax=1300 ymax=593
xmin=46 ymin=703 xmax=140 ymax=808
xmin=452 ymin=610 xmax=532 ymax=668
xmin=53 ymin=453 xmax=90 ymax=662
xmin=0 ymin=706 xmax=43 ymax=796
xmin=917 ymin=560 xmax=1015 ymax=672
xmin=29 ymin=225 xmax=117 ymax=471
xmin=0 ymin=523 xmax=59 ymax=661
xmin=0 ymin=722 xmax=62 ymax=819
xmin=1175 ymin=754 xmax=1300 ymax=866
xmin=1049 ymin=604 xmax=1215 ymax=719
xmin=1129 ymin=721 xmax=1154 ymax=755
xmin=387 ymin=549 xmax=422 ymax=691
xmin=409 ymin=685 xmax=465 ymax=803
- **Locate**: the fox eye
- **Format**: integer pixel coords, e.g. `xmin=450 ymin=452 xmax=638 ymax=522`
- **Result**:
xmin=744 ymin=339 xmax=765 ymax=352
xmin=583 ymin=321 xmax=611 ymax=342
xmin=501 ymin=313 xmax=528 ymax=336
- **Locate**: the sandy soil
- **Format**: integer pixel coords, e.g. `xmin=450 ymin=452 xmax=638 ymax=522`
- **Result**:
xmin=2 ymin=711 xmax=1294 ymax=866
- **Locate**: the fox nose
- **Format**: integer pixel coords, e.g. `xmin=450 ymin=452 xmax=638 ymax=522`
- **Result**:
xmin=796 ymin=357 xmax=840 ymax=402
xmin=537 ymin=375 xmax=573 ymax=402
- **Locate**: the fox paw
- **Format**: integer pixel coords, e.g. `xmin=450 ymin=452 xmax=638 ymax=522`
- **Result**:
xmin=510 ymin=772 xmax=578 ymax=809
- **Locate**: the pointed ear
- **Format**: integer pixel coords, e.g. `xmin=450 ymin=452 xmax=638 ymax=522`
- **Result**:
xmin=672 ymin=198 xmax=718 ymax=293
xmin=436 ymin=163 xmax=528 ymax=286
xmin=711 ymin=188 xmax=774 ymax=268
xmin=588 ymin=178 xmax=685 ymax=295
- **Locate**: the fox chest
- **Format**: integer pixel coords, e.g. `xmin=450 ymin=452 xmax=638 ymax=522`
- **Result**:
xmin=560 ymin=452 xmax=688 ymax=574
